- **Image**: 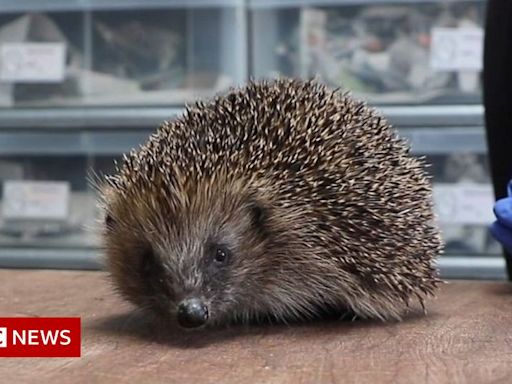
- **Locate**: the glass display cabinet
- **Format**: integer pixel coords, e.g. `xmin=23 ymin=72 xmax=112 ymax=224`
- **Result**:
xmin=0 ymin=0 xmax=505 ymax=279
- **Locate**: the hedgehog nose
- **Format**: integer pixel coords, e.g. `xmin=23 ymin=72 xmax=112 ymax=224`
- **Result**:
xmin=177 ymin=298 xmax=209 ymax=328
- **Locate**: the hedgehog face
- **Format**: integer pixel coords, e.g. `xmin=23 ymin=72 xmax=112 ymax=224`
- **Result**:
xmin=103 ymin=183 xmax=277 ymax=329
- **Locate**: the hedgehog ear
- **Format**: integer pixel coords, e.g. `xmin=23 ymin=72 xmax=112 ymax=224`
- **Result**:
xmin=248 ymin=200 xmax=267 ymax=230
xmin=105 ymin=212 xmax=116 ymax=231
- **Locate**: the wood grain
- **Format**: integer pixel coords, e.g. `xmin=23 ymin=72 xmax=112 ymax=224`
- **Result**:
xmin=0 ymin=270 xmax=511 ymax=384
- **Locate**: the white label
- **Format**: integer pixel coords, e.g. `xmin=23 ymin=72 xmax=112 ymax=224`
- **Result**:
xmin=433 ymin=183 xmax=494 ymax=225
xmin=0 ymin=43 xmax=66 ymax=82
xmin=430 ymin=27 xmax=483 ymax=71
xmin=2 ymin=181 xmax=70 ymax=220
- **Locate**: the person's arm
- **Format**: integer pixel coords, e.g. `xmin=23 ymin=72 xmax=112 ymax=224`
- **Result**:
xmin=483 ymin=0 xmax=512 ymax=279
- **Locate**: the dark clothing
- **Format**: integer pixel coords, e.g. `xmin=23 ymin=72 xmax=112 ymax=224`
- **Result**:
xmin=483 ymin=0 xmax=512 ymax=279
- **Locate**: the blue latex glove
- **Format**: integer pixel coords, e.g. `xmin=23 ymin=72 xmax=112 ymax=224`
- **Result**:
xmin=491 ymin=180 xmax=512 ymax=253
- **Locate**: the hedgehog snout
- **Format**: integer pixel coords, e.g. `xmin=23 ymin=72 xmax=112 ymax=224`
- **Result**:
xmin=177 ymin=297 xmax=209 ymax=328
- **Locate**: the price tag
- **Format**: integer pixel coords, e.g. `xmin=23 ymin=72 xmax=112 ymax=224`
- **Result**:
xmin=433 ymin=183 xmax=494 ymax=225
xmin=430 ymin=27 xmax=483 ymax=71
xmin=0 ymin=43 xmax=66 ymax=82
xmin=2 ymin=181 xmax=70 ymax=220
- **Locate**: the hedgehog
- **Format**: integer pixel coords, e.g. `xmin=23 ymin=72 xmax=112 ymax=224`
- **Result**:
xmin=99 ymin=79 xmax=443 ymax=329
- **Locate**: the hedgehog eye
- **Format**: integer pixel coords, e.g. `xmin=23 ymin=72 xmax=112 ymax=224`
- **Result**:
xmin=212 ymin=246 xmax=230 ymax=265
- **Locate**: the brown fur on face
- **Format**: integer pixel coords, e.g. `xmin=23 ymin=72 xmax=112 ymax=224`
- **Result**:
xmin=99 ymin=79 xmax=443 ymax=327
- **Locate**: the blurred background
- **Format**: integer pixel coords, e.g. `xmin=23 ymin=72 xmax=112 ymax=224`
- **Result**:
xmin=0 ymin=0 xmax=502 ymax=279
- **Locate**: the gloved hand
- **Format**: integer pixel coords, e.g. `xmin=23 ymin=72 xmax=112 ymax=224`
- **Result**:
xmin=491 ymin=180 xmax=512 ymax=253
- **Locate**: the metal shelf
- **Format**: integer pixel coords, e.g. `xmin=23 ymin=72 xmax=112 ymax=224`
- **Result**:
xmin=437 ymin=256 xmax=507 ymax=280
xmin=0 ymin=105 xmax=484 ymax=130
xmin=382 ymin=105 xmax=484 ymax=128
xmin=0 ymin=127 xmax=486 ymax=156
xmin=0 ymin=111 xmax=486 ymax=156
xmin=0 ymin=108 xmax=182 ymax=130
xmin=400 ymin=127 xmax=487 ymax=155
xmin=0 ymin=0 xmax=484 ymax=12
xmin=0 ymin=247 xmax=101 ymax=270
xmin=0 ymin=130 xmax=150 ymax=155
xmin=249 ymin=0 xmax=483 ymax=9
xmin=0 ymin=0 xmax=243 ymax=13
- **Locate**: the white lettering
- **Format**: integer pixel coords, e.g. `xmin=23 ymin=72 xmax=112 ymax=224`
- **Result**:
xmin=60 ymin=330 xmax=71 ymax=346
xmin=10 ymin=329 xmax=73 ymax=346
xmin=28 ymin=330 xmax=39 ymax=345
xmin=40 ymin=330 xmax=59 ymax=345
xmin=12 ymin=330 xmax=26 ymax=345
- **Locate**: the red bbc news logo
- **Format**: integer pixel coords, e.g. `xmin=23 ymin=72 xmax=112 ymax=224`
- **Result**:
xmin=0 ymin=318 xmax=80 ymax=357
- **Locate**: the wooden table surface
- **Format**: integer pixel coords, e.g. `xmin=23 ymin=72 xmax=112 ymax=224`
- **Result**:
xmin=0 ymin=270 xmax=511 ymax=384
